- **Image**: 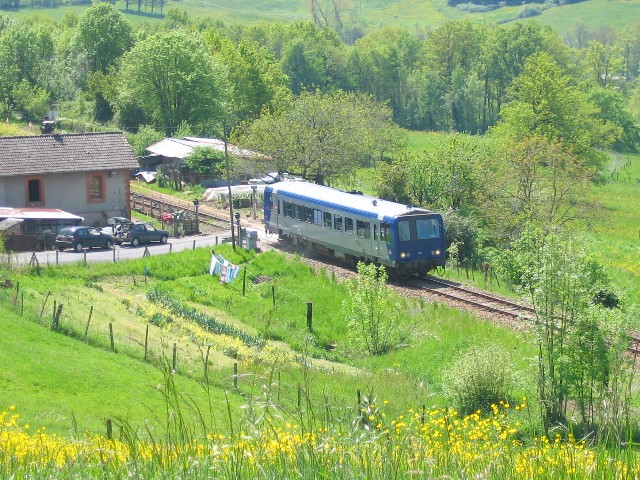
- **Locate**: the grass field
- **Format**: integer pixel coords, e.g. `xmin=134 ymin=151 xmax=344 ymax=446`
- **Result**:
xmin=4 ymin=0 xmax=640 ymax=37
xmin=0 ymin=244 xmax=536 ymax=437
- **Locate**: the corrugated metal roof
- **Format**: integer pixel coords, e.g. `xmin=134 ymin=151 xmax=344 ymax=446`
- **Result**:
xmin=0 ymin=132 xmax=139 ymax=177
xmin=0 ymin=207 xmax=84 ymax=221
xmin=269 ymin=182 xmax=433 ymax=219
xmin=146 ymin=137 xmax=263 ymax=159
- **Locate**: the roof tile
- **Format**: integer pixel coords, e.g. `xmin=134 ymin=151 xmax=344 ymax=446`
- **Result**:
xmin=0 ymin=132 xmax=139 ymax=177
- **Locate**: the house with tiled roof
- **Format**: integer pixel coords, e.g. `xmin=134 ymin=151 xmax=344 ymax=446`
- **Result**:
xmin=0 ymin=132 xmax=139 ymax=226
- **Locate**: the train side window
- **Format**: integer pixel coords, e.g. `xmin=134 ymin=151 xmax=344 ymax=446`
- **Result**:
xmin=373 ymin=224 xmax=378 ymax=240
xmin=283 ymin=201 xmax=292 ymax=218
xmin=313 ymin=209 xmax=322 ymax=225
xmin=304 ymin=207 xmax=313 ymax=223
xmin=296 ymin=204 xmax=304 ymax=221
xmin=416 ymin=219 xmax=440 ymax=239
xmin=345 ymin=217 xmax=354 ymax=234
xmin=356 ymin=220 xmax=370 ymax=238
xmin=323 ymin=211 xmax=332 ymax=228
xmin=398 ymin=220 xmax=411 ymax=241
xmin=334 ymin=214 xmax=343 ymax=231
xmin=277 ymin=200 xmax=281 ymax=214
xmin=381 ymin=222 xmax=391 ymax=243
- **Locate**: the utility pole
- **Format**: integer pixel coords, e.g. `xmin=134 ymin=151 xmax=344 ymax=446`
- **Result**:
xmin=223 ymin=121 xmax=236 ymax=250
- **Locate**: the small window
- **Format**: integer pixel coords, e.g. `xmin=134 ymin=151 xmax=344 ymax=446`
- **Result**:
xmin=313 ymin=209 xmax=322 ymax=225
xmin=398 ymin=220 xmax=411 ymax=241
xmin=356 ymin=220 xmax=370 ymax=238
xmin=323 ymin=211 xmax=332 ymax=228
xmin=304 ymin=207 xmax=313 ymax=223
xmin=277 ymin=200 xmax=281 ymax=214
xmin=373 ymin=223 xmax=378 ymax=240
xmin=345 ymin=217 xmax=354 ymax=234
xmin=89 ymin=175 xmax=103 ymax=199
xmin=27 ymin=179 xmax=41 ymax=202
xmin=381 ymin=222 xmax=391 ymax=243
xmin=284 ymin=202 xmax=293 ymax=218
xmin=296 ymin=204 xmax=304 ymax=221
xmin=334 ymin=215 xmax=343 ymax=231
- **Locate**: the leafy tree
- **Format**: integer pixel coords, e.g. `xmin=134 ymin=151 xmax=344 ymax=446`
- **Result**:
xmin=126 ymin=124 xmax=164 ymax=157
xmin=74 ymin=3 xmax=133 ymax=120
xmin=183 ymin=146 xmax=226 ymax=176
xmin=236 ymin=91 xmax=399 ymax=185
xmin=481 ymin=137 xmax=595 ymax=239
xmin=418 ymin=20 xmax=484 ymax=132
xmin=491 ymin=52 xmax=619 ymax=171
xmin=279 ymin=22 xmax=350 ymax=94
xmin=342 ymin=262 xmax=399 ymax=356
xmin=0 ymin=20 xmax=54 ymax=87
xmin=494 ymin=226 xmax=632 ymax=436
xmin=584 ymin=39 xmax=625 ymax=88
xmin=587 ymin=86 xmax=639 ymax=151
xmin=117 ymin=30 xmax=227 ymax=135
xmin=11 ymin=79 xmax=50 ymax=120
xmin=383 ymin=134 xmax=491 ymax=212
xmin=204 ymin=31 xmax=289 ymax=123
xmin=476 ymin=22 xmax=550 ymax=132
xmin=347 ymin=28 xmax=421 ymax=126
xmin=75 ymin=2 xmax=133 ymax=75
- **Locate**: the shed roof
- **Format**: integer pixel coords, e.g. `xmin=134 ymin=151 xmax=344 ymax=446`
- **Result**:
xmin=0 ymin=207 xmax=84 ymax=221
xmin=146 ymin=137 xmax=262 ymax=160
xmin=0 ymin=132 xmax=139 ymax=178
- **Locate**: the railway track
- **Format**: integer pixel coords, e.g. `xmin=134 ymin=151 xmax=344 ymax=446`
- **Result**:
xmin=132 ymin=186 xmax=640 ymax=358
xmin=131 ymin=190 xmax=231 ymax=230
xmin=415 ymin=275 xmax=537 ymax=320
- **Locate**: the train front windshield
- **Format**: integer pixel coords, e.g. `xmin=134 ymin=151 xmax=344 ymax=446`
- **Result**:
xmin=398 ymin=218 xmax=441 ymax=242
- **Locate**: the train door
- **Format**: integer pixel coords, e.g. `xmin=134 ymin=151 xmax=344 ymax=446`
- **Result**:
xmin=374 ymin=220 xmax=390 ymax=263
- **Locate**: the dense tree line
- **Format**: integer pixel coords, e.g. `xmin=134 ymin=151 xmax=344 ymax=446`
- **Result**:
xmin=0 ymin=5 xmax=638 ymax=142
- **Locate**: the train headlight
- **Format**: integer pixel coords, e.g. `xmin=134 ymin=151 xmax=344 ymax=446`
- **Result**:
xmin=431 ymin=249 xmax=441 ymax=256
xmin=400 ymin=252 xmax=410 ymax=259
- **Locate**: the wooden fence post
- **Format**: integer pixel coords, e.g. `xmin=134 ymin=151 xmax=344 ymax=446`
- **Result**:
xmin=242 ymin=267 xmax=247 ymax=296
xmin=105 ymin=418 xmax=112 ymax=440
xmin=306 ymin=302 xmax=313 ymax=332
xmin=172 ymin=343 xmax=177 ymax=372
xmin=204 ymin=345 xmax=211 ymax=381
xmin=84 ymin=306 xmax=93 ymax=338
xmin=109 ymin=323 xmax=115 ymax=351
xmin=144 ymin=324 xmax=149 ymax=361
xmin=39 ymin=291 xmax=51 ymax=321
xmin=233 ymin=362 xmax=238 ymax=390
xmin=272 ymin=285 xmax=276 ymax=308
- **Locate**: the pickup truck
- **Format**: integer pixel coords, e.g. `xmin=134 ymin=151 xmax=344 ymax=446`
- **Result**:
xmin=114 ymin=221 xmax=170 ymax=247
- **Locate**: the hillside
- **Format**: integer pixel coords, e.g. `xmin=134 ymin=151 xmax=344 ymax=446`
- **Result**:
xmin=0 ymin=244 xmax=534 ymax=436
xmin=4 ymin=0 xmax=640 ymax=36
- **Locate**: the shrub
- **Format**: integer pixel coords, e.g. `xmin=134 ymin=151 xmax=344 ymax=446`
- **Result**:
xmin=442 ymin=344 xmax=515 ymax=414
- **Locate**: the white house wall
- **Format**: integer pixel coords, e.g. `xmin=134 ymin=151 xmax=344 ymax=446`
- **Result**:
xmin=0 ymin=178 xmax=6 ymax=205
xmin=2 ymin=170 xmax=130 ymax=226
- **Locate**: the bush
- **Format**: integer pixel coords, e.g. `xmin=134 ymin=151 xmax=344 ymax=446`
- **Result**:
xmin=442 ymin=344 xmax=515 ymax=414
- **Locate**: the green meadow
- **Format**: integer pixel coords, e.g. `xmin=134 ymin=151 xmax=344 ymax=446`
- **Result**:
xmin=4 ymin=0 xmax=640 ymax=36
xmin=0 ymin=244 xmax=535 ymax=437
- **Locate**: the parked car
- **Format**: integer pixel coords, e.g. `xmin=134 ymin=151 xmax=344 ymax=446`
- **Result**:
xmin=114 ymin=222 xmax=170 ymax=247
xmin=55 ymin=226 xmax=115 ymax=252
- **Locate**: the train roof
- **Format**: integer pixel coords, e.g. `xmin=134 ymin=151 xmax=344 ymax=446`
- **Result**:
xmin=267 ymin=181 xmax=435 ymax=219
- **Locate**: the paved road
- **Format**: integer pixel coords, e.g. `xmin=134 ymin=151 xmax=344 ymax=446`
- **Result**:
xmin=6 ymin=230 xmax=264 ymax=267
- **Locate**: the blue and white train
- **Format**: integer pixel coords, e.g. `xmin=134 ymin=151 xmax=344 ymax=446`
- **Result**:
xmin=263 ymin=182 xmax=446 ymax=277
